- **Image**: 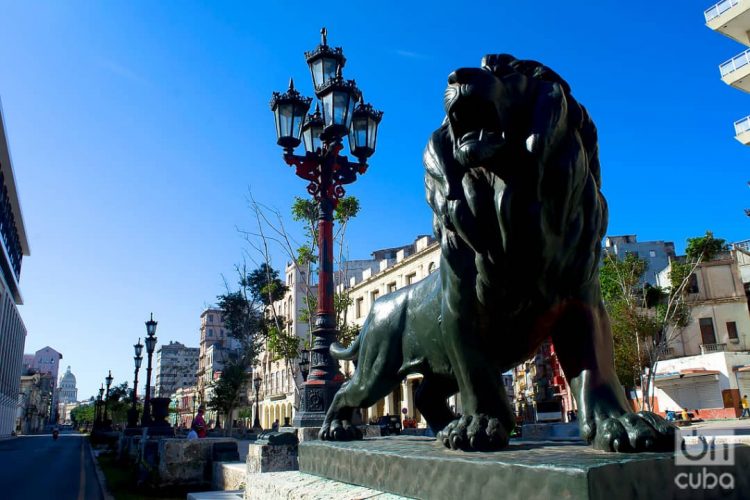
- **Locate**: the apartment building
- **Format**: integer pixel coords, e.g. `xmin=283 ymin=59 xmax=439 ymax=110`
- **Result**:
xmin=704 ymin=0 xmax=750 ymax=144
xmin=154 ymin=341 xmax=198 ymax=398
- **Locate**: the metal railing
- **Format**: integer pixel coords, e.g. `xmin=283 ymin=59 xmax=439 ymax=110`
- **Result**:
xmin=735 ymin=115 xmax=750 ymax=135
xmin=720 ymin=48 xmax=750 ymax=77
xmin=700 ymin=343 xmax=727 ymax=354
xmin=734 ymin=239 xmax=750 ymax=251
xmin=705 ymin=0 xmax=740 ymax=22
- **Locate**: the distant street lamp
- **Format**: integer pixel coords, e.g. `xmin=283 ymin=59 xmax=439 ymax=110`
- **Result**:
xmin=253 ymin=374 xmax=262 ymax=429
xmin=104 ymin=371 xmax=113 ymax=426
xmin=95 ymin=385 xmax=104 ymax=427
xmin=271 ymin=28 xmax=382 ymax=427
xmin=128 ymin=338 xmax=144 ymax=428
xmin=141 ymin=313 xmax=158 ymax=426
xmin=192 ymin=394 xmax=197 ymax=421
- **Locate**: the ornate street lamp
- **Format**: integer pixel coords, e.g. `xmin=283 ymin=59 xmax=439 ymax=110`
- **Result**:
xmin=95 ymin=385 xmax=104 ymax=427
xmin=299 ymin=348 xmax=310 ymax=382
xmin=141 ymin=313 xmax=158 ymax=426
xmin=271 ymin=28 xmax=382 ymax=427
xmin=253 ymin=374 xmax=262 ymax=429
xmin=104 ymin=371 xmax=113 ymax=427
xmin=128 ymin=338 xmax=144 ymax=428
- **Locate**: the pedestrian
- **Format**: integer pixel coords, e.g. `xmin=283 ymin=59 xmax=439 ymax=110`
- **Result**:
xmin=272 ymin=419 xmax=279 ymax=432
xmin=741 ymin=395 xmax=750 ymax=418
xmin=194 ymin=405 xmax=208 ymax=438
xmin=187 ymin=424 xmax=198 ymax=440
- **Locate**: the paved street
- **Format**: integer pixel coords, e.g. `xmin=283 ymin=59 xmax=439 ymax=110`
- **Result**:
xmin=0 ymin=433 xmax=103 ymax=500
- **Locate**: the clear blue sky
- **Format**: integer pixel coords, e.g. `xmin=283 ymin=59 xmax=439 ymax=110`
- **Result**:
xmin=1 ymin=1 xmax=747 ymax=400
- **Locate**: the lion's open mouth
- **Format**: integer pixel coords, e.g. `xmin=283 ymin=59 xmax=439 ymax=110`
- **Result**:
xmin=447 ymin=94 xmax=505 ymax=165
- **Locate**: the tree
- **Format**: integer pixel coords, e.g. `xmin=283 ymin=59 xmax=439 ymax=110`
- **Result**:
xmin=600 ymin=253 xmax=658 ymax=396
xmin=206 ymin=363 xmax=248 ymax=436
xmin=213 ymin=262 xmax=288 ymax=436
xmin=685 ymin=230 xmax=729 ymax=261
xmin=233 ymin=191 xmax=362 ymax=409
xmin=70 ymin=403 xmax=95 ymax=428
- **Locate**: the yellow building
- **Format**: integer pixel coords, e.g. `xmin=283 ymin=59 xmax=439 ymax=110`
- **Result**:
xmin=342 ymin=235 xmax=444 ymax=426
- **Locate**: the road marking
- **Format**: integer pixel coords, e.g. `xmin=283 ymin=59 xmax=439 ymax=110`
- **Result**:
xmin=77 ymin=439 xmax=86 ymax=500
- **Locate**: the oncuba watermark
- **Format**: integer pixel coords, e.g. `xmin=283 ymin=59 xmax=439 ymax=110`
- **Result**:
xmin=674 ymin=430 xmax=735 ymax=492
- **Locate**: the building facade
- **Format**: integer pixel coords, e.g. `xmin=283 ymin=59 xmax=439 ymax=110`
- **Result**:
xmin=196 ymin=308 xmax=238 ymax=405
xmin=154 ymin=341 xmax=199 ymax=398
xmin=603 ymin=235 xmax=675 ymax=286
xmin=704 ymin=0 xmax=750 ymax=144
xmin=0 ymin=102 xmax=30 ymax=437
xmin=16 ymin=372 xmax=53 ymax=434
xmin=251 ymin=263 xmax=312 ymax=429
xmin=342 ymin=236 xmax=441 ymax=426
xmin=652 ymin=247 xmax=750 ymax=418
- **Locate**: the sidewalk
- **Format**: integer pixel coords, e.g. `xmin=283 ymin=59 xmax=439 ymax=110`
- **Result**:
xmin=680 ymin=417 xmax=750 ymax=435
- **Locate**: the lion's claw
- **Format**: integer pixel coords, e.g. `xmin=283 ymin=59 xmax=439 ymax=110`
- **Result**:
xmin=437 ymin=414 xmax=509 ymax=451
xmin=319 ymin=419 xmax=362 ymax=441
xmin=589 ymin=411 xmax=676 ymax=452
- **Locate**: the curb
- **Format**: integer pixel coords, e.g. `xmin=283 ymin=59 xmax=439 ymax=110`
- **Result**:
xmin=88 ymin=440 xmax=116 ymax=500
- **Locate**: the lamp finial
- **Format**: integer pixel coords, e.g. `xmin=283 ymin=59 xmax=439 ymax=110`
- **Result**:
xmin=321 ymin=27 xmax=327 ymax=46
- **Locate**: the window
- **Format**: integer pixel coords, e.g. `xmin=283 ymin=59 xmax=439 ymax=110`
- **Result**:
xmin=208 ymin=314 xmax=214 ymax=323
xmin=356 ymin=297 xmax=364 ymax=318
xmin=687 ymin=274 xmax=699 ymax=294
xmin=387 ymin=282 xmax=397 ymax=294
xmin=208 ymin=329 xmax=213 ymax=337
xmin=406 ymin=272 xmax=417 ymax=285
xmin=699 ymin=318 xmax=717 ymax=345
xmin=727 ymin=321 xmax=739 ymax=340
xmin=371 ymin=290 xmax=380 ymax=304
xmin=649 ymin=250 xmax=656 ymax=258
xmin=428 ymin=262 xmax=437 ymax=274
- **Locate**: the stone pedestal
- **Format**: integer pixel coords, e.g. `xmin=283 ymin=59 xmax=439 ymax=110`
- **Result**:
xmin=246 ymin=433 xmax=299 ymax=474
xmin=297 ymin=436 xmax=750 ymax=500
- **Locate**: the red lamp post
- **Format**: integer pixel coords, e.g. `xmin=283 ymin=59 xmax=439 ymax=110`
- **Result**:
xmin=270 ymin=28 xmax=382 ymax=427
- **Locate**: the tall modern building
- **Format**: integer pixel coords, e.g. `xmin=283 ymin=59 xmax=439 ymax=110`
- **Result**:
xmin=154 ymin=341 xmax=198 ymax=397
xmin=705 ymin=0 xmax=750 ymax=144
xmin=0 ymin=102 xmax=30 ymax=438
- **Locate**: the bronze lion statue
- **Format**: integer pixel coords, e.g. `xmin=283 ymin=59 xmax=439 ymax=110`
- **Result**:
xmin=319 ymin=54 xmax=677 ymax=453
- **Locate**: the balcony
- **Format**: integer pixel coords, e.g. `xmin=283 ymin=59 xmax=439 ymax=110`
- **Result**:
xmin=705 ymin=0 xmax=750 ymax=45
xmin=735 ymin=115 xmax=750 ymax=144
xmin=700 ymin=343 xmax=727 ymax=354
xmin=720 ymin=48 xmax=750 ymax=91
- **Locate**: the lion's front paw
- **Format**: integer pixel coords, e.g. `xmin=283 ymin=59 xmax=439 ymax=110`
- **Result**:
xmin=319 ymin=419 xmax=363 ymax=441
xmin=437 ymin=414 xmax=509 ymax=451
xmin=586 ymin=411 xmax=677 ymax=452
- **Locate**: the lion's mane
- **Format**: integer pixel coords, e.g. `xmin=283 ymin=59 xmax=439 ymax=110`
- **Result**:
xmin=424 ymin=54 xmax=608 ymax=312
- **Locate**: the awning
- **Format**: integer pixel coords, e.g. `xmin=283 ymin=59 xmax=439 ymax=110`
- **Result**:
xmin=654 ymin=369 xmax=720 ymax=383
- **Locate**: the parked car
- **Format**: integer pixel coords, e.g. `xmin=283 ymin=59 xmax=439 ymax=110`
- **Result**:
xmin=375 ymin=415 xmax=402 ymax=436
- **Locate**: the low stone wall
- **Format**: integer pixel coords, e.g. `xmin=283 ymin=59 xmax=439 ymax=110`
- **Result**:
xmin=157 ymin=438 xmax=239 ymax=488
xmin=212 ymin=462 xmax=245 ymax=491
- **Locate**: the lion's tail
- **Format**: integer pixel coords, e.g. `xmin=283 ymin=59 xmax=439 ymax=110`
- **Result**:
xmin=330 ymin=335 xmax=361 ymax=361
